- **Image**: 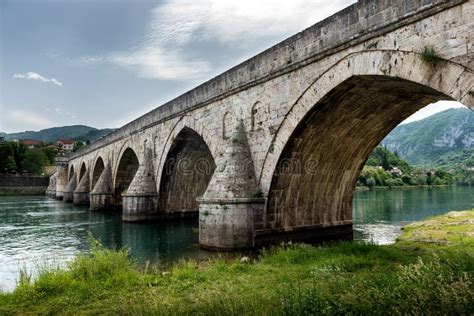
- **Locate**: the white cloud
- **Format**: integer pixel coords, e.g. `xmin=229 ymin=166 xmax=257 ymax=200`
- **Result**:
xmin=401 ymin=101 xmax=466 ymax=124
xmin=82 ymin=0 xmax=355 ymax=81
xmin=13 ymin=72 xmax=63 ymax=86
xmin=110 ymin=46 xmax=211 ymax=81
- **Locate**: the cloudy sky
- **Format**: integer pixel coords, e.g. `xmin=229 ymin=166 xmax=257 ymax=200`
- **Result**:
xmin=0 ymin=0 xmax=464 ymax=133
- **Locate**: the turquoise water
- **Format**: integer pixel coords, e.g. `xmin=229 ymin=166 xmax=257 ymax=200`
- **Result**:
xmin=1 ymin=186 xmax=472 ymax=291
xmin=353 ymin=186 xmax=473 ymax=244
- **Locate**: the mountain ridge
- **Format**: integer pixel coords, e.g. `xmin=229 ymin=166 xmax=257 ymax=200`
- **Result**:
xmin=1 ymin=125 xmax=114 ymax=143
xmin=382 ymin=108 xmax=474 ymax=166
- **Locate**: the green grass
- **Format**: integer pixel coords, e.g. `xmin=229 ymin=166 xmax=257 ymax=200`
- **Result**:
xmin=1 ymin=211 xmax=473 ymax=315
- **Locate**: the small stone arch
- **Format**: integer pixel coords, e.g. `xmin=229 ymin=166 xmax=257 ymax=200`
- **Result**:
xmin=114 ymin=147 xmax=140 ymax=207
xmin=113 ymin=139 xmax=140 ymax=182
xmin=68 ymin=164 xmax=75 ymax=182
xmin=250 ymin=101 xmax=267 ymax=132
xmin=91 ymin=156 xmax=105 ymax=192
xmin=78 ymin=162 xmax=87 ymax=182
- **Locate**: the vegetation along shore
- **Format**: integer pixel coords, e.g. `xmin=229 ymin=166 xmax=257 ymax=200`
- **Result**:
xmin=1 ymin=209 xmax=472 ymax=315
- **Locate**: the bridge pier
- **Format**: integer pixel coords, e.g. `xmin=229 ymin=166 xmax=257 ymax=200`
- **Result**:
xmin=63 ymin=174 xmax=77 ymax=202
xmin=45 ymin=172 xmax=57 ymax=198
xmin=73 ymin=172 xmax=90 ymax=206
xmin=122 ymin=148 xmax=158 ymax=221
xmin=54 ymin=156 xmax=69 ymax=200
xmin=90 ymin=164 xmax=114 ymax=211
xmin=199 ymin=121 xmax=265 ymax=250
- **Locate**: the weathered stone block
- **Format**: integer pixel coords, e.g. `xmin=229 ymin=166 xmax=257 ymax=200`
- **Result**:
xmin=199 ymin=198 xmax=264 ymax=250
xmin=90 ymin=193 xmax=114 ymax=212
xmin=122 ymin=195 xmax=157 ymax=221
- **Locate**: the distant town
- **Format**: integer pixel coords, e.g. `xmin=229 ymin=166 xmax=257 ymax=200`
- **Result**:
xmin=0 ymin=137 xmax=82 ymax=152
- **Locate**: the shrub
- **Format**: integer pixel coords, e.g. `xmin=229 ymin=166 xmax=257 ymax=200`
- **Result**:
xmin=421 ymin=47 xmax=441 ymax=65
xmin=366 ymin=177 xmax=376 ymax=188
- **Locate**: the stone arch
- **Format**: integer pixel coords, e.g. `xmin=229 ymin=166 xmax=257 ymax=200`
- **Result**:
xmin=68 ymin=164 xmax=75 ymax=182
xmin=114 ymin=147 xmax=139 ymax=207
xmin=113 ymin=139 xmax=141 ymax=180
xmin=260 ymin=50 xmax=473 ymax=232
xmin=79 ymin=162 xmax=87 ymax=182
xmin=158 ymin=126 xmax=216 ymax=215
xmin=91 ymin=156 xmax=105 ymax=192
xmin=156 ymin=115 xmax=217 ymax=189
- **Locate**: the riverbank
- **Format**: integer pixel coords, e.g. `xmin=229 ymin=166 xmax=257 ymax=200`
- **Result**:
xmin=355 ymin=184 xmax=459 ymax=191
xmin=1 ymin=210 xmax=472 ymax=315
xmin=0 ymin=175 xmax=48 ymax=196
xmin=0 ymin=186 xmax=46 ymax=196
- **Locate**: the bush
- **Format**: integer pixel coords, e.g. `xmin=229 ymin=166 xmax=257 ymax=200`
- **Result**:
xmin=402 ymin=175 xmax=413 ymax=185
xmin=366 ymin=177 xmax=376 ymax=188
xmin=414 ymin=176 xmax=426 ymax=185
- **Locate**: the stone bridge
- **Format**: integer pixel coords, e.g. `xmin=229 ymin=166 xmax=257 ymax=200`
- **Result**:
xmin=46 ymin=0 xmax=473 ymax=250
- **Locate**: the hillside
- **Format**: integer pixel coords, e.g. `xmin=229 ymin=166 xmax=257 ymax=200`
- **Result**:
xmin=382 ymin=108 xmax=474 ymax=166
xmin=1 ymin=126 xmax=113 ymax=143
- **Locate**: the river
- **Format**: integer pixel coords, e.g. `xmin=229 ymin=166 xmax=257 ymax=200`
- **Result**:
xmin=1 ymin=186 xmax=472 ymax=291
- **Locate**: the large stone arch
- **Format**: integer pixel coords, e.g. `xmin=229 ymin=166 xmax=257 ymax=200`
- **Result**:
xmin=114 ymin=147 xmax=140 ymax=207
xmin=260 ymin=50 xmax=473 ymax=232
xmin=157 ymin=121 xmax=216 ymax=216
xmin=260 ymin=50 xmax=473 ymax=192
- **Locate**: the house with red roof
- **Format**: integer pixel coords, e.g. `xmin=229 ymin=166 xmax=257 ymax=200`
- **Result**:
xmin=56 ymin=139 xmax=75 ymax=151
xmin=21 ymin=139 xmax=43 ymax=149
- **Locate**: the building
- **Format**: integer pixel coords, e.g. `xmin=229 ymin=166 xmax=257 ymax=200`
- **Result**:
xmin=21 ymin=139 xmax=43 ymax=149
xmin=390 ymin=167 xmax=403 ymax=176
xmin=56 ymin=139 xmax=75 ymax=151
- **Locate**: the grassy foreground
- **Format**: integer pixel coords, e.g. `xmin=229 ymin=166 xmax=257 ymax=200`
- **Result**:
xmin=1 ymin=211 xmax=473 ymax=315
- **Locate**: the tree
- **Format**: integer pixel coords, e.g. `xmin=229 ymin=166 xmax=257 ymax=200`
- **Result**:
xmin=42 ymin=147 xmax=57 ymax=165
xmin=22 ymin=148 xmax=48 ymax=175
xmin=402 ymin=175 xmax=413 ymax=185
xmin=13 ymin=142 xmax=27 ymax=172
xmin=4 ymin=156 xmax=17 ymax=172
xmin=0 ymin=143 xmax=14 ymax=172
xmin=381 ymin=154 xmax=391 ymax=171
xmin=73 ymin=141 xmax=85 ymax=152
xmin=426 ymin=171 xmax=433 ymax=186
